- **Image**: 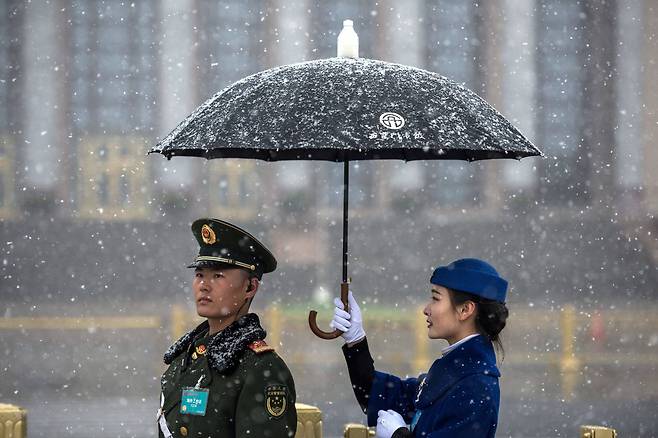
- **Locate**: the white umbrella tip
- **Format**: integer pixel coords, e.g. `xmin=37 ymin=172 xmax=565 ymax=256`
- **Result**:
xmin=337 ymin=18 xmax=359 ymax=59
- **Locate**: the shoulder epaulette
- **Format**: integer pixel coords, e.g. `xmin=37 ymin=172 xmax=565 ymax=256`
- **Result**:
xmin=248 ymin=340 xmax=275 ymax=354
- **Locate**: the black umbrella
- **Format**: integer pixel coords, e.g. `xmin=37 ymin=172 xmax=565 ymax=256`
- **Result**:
xmin=150 ymin=57 xmax=541 ymax=339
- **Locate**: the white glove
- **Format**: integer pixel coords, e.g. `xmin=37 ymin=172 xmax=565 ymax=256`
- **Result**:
xmin=376 ymin=409 xmax=408 ymax=438
xmin=329 ymin=291 xmax=366 ymax=344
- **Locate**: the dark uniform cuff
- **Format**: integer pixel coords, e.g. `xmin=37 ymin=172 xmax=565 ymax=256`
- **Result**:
xmin=391 ymin=427 xmax=413 ymax=438
xmin=342 ymin=337 xmax=375 ymax=413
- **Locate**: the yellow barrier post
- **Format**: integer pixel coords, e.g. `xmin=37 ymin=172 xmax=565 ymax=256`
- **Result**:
xmin=0 ymin=404 xmax=27 ymax=438
xmin=295 ymin=403 xmax=322 ymax=438
xmin=343 ymin=423 xmax=375 ymax=438
xmin=580 ymin=425 xmax=617 ymax=438
xmin=559 ymin=304 xmax=581 ymax=400
xmin=0 ymin=316 xmax=160 ymax=330
xmin=171 ymin=304 xmax=188 ymax=341
xmin=412 ymin=305 xmax=429 ymax=374
xmin=267 ymin=306 xmax=282 ymax=348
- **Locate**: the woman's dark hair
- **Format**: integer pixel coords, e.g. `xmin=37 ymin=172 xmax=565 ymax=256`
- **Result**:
xmin=447 ymin=289 xmax=509 ymax=359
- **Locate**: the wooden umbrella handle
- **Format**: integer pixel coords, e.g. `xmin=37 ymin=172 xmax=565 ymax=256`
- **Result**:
xmin=309 ymin=282 xmax=350 ymax=339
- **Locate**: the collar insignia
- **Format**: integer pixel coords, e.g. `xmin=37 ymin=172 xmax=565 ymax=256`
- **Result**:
xmin=248 ymin=340 xmax=274 ymax=354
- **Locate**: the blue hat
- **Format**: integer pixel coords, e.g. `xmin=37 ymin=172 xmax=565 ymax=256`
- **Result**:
xmin=430 ymin=258 xmax=508 ymax=303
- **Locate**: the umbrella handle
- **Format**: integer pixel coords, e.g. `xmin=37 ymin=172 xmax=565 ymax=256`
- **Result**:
xmin=308 ymin=282 xmax=350 ymax=339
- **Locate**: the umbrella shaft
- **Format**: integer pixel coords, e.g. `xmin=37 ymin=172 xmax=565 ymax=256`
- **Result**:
xmin=343 ymin=160 xmax=349 ymax=283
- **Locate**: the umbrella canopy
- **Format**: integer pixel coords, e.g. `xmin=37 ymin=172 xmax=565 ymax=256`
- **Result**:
xmin=150 ymin=56 xmax=541 ymax=340
xmin=150 ymin=57 xmax=540 ymax=162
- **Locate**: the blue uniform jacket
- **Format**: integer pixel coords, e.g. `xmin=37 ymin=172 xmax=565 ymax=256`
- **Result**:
xmin=367 ymin=335 xmax=501 ymax=437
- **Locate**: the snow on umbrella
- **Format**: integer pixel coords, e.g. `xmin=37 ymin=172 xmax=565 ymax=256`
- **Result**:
xmin=150 ymin=20 xmax=542 ymax=339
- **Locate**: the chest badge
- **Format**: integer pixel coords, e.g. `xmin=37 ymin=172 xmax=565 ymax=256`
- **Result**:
xmin=180 ymin=388 xmax=209 ymax=416
xmin=195 ymin=344 xmax=207 ymax=356
xmin=265 ymin=385 xmax=288 ymax=418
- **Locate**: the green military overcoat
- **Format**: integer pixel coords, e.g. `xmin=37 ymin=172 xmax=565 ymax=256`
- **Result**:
xmin=158 ymin=314 xmax=297 ymax=437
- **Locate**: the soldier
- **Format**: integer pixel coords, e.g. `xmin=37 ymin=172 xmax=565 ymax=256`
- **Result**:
xmin=158 ymin=218 xmax=297 ymax=438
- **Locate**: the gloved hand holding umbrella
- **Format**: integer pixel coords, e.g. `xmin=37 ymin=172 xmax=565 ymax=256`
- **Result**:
xmin=330 ymin=291 xmax=366 ymax=345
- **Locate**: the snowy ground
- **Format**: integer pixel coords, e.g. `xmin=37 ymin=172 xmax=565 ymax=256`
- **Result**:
xmin=13 ymin=394 xmax=658 ymax=437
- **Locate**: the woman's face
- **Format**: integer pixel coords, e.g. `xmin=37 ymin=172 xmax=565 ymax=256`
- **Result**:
xmin=423 ymin=285 xmax=462 ymax=341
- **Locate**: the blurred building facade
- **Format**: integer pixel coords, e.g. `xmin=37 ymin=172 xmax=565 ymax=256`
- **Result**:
xmin=1 ymin=0 xmax=657 ymax=305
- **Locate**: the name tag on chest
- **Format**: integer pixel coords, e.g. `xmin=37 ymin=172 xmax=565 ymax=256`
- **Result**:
xmin=180 ymin=388 xmax=209 ymax=416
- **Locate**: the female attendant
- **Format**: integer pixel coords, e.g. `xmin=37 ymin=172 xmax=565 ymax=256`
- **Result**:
xmin=331 ymin=258 xmax=509 ymax=437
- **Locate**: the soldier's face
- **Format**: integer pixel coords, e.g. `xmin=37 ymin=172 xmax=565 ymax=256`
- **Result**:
xmin=193 ymin=267 xmax=251 ymax=320
xmin=423 ymin=285 xmax=462 ymax=341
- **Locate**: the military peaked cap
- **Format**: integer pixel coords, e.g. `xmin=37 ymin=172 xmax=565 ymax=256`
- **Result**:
xmin=187 ymin=218 xmax=277 ymax=277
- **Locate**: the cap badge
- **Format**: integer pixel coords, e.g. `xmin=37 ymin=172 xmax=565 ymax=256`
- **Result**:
xmin=201 ymin=224 xmax=217 ymax=244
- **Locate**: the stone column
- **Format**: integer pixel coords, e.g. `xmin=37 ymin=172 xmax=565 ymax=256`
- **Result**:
xmin=643 ymin=1 xmax=658 ymax=215
xmin=478 ymin=0 xmax=507 ymax=210
xmin=615 ymin=0 xmax=645 ymax=218
xmin=270 ymin=0 xmax=309 ymax=64
xmin=501 ymin=0 xmax=537 ymax=195
xmin=156 ymin=0 xmax=198 ymax=195
xmin=377 ymin=0 xmax=422 ymax=66
xmin=22 ymin=1 xmax=66 ymax=198
xmin=582 ymin=0 xmax=618 ymax=210
xmin=377 ymin=0 xmax=424 ymax=210
xmin=268 ymin=0 xmax=312 ymax=206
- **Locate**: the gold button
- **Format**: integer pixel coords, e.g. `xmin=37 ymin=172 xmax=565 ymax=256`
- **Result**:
xmin=180 ymin=426 xmax=188 ymax=436
xmin=191 ymin=352 xmax=197 ymax=360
